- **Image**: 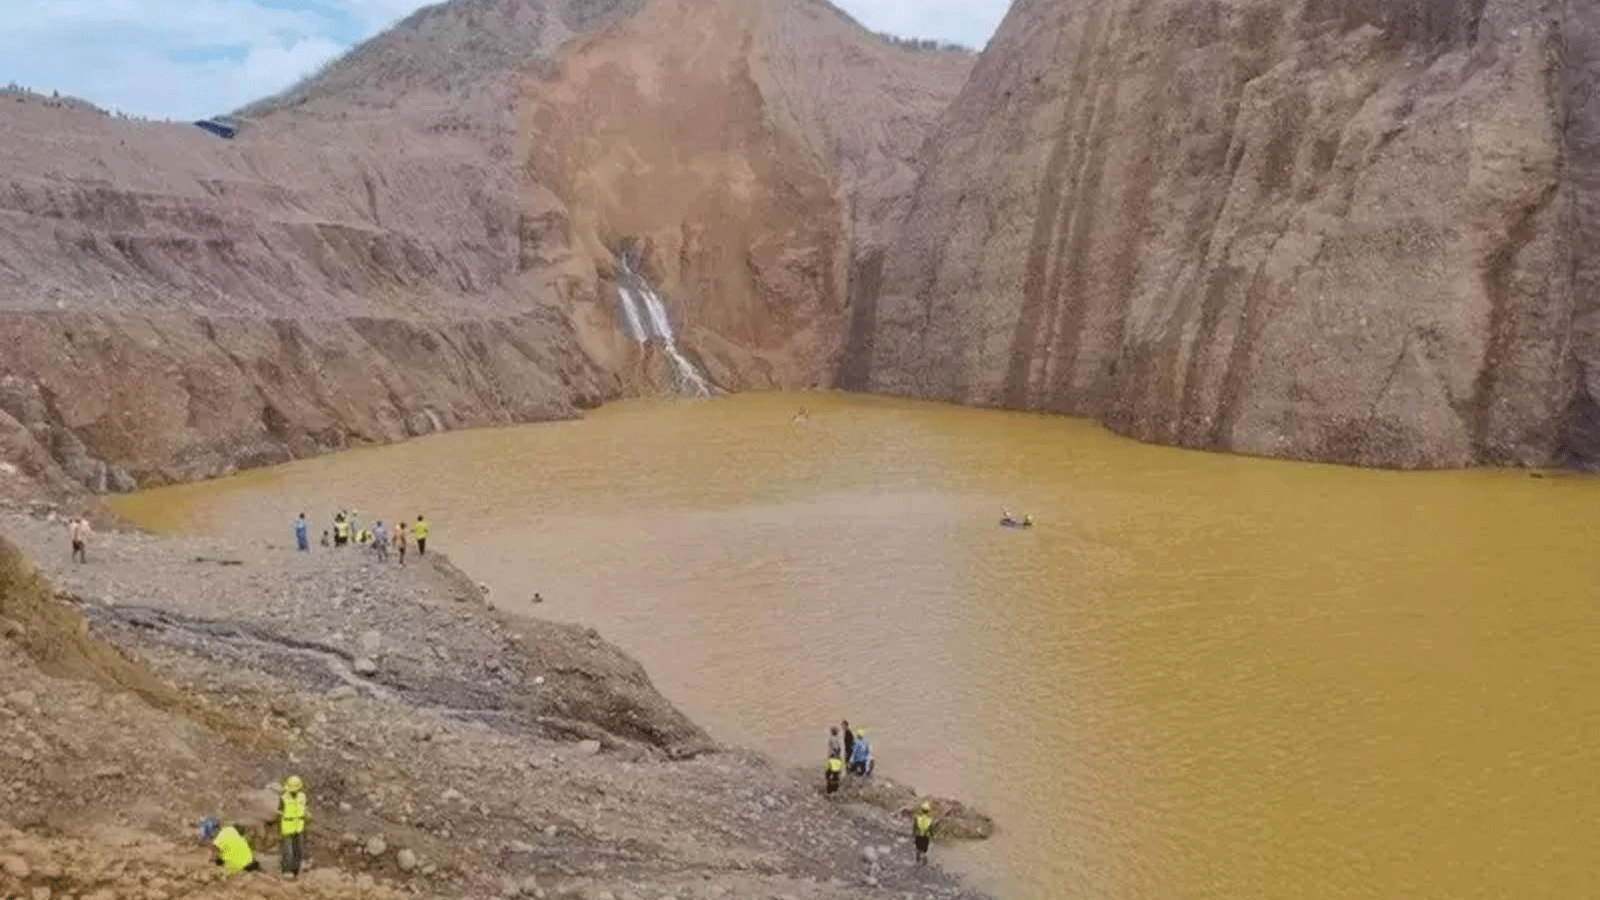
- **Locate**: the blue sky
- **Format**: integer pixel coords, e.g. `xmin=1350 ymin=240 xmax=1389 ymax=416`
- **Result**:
xmin=0 ymin=0 xmax=1010 ymax=121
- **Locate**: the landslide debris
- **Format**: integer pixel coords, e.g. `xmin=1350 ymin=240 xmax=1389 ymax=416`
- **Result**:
xmin=0 ymin=0 xmax=970 ymax=491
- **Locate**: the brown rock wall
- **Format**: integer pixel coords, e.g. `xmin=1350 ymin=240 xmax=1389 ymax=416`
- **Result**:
xmin=856 ymin=0 xmax=1598 ymax=469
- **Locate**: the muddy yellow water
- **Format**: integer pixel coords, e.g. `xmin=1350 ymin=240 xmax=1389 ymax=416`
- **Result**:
xmin=112 ymin=392 xmax=1599 ymax=899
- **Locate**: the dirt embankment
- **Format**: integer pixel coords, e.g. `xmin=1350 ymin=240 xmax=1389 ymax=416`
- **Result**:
xmin=850 ymin=0 xmax=1600 ymax=470
xmin=0 ymin=0 xmax=969 ymax=494
xmin=0 ymin=511 xmax=994 ymax=900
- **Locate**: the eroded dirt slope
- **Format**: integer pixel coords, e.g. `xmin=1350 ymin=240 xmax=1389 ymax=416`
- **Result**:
xmin=852 ymin=0 xmax=1600 ymax=469
xmin=0 ymin=0 xmax=970 ymax=491
xmin=526 ymin=0 xmax=971 ymax=389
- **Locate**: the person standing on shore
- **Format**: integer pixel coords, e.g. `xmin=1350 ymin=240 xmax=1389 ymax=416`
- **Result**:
xmin=394 ymin=521 xmax=408 ymax=566
xmin=825 ymin=753 xmax=843 ymax=795
xmin=841 ymin=720 xmax=854 ymax=764
xmin=274 ymin=775 xmax=309 ymax=876
xmin=372 ymin=520 xmax=389 ymax=561
xmin=294 ymin=513 xmax=310 ymax=552
xmin=413 ymin=515 xmax=430 ymax=556
xmin=827 ymin=726 xmax=842 ymax=761
xmin=332 ymin=513 xmax=350 ymax=548
xmin=68 ymin=517 xmax=90 ymax=563
xmin=848 ymin=729 xmax=872 ymax=776
xmin=913 ymin=801 xmax=935 ymax=865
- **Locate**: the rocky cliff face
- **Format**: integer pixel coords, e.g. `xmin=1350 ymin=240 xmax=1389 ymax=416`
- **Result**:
xmin=0 ymin=0 xmax=969 ymax=492
xmin=1563 ymin=0 xmax=1600 ymax=465
xmin=852 ymin=0 xmax=1600 ymax=469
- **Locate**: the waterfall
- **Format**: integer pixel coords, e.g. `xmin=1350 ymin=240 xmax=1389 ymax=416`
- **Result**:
xmin=637 ymin=285 xmax=675 ymax=342
xmin=615 ymin=247 xmax=715 ymax=397
xmin=616 ymin=285 xmax=648 ymax=341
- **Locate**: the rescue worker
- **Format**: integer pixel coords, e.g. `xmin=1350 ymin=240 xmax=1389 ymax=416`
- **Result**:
xmin=825 ymin=753 xmax=844 ymax=795
xmin=413 ymin=515 xmax=430 ymax=556
xmin=913 ymin=801 xmax=935 ymax=865
xmin=332 ymin=513 xmax=350 ymax=548
xmin=200 ymin=817 xmax=260 ymax=873
xmin=841 ymin=720 xmax=854 ymax=762
xmin=848 ymin=729 xmax=873 ymax=776
xmin=275 ymin=775 xmax=309 ymax=876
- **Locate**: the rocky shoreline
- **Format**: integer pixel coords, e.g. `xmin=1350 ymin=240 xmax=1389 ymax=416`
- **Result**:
xmin=0 ymin=506 xmax=995 ymax=900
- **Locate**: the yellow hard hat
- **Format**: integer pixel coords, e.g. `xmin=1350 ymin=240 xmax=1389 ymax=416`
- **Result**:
xmin=920 ymin=801 xmax=932 ymax=812
xmin=284 ymin=775 xmax=304 ymax=793
xmin=855 ymin=728 xmax=865 ymax=737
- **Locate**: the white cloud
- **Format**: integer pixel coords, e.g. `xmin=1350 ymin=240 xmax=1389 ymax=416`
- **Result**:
xmin=0 ymin=0 xmax=1011 ymax=121
xmin=0 ymin=0 xmax=352 ymax=118
xmin=834 ymin=0 xmax=1010 ymax=49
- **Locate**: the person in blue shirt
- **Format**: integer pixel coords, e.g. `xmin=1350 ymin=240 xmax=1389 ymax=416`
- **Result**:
xmin=294 ymin=513 xmax=310 ymax=552
xmin=848 ymin=729 xmax=873 ymax=777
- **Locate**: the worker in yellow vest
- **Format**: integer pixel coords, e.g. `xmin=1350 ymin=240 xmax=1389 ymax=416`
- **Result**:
xmin=824 ymin=754 xmax=844 ymax=795
xmin=275 ymin=775 xmax=309 ymax=876
xmin=413 ymin=515 xmax=430 ymax=555
xmin=200 ymin=817 xmax=259 ymax=873
xmin=913 ymin=801 xmax=935 ymax=865
xmin=333 ymin=514 xmax=351 ymax=548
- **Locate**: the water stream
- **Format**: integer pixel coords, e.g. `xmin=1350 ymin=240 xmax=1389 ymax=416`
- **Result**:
xmin=615 ymin=247 xmax=714 ymax=397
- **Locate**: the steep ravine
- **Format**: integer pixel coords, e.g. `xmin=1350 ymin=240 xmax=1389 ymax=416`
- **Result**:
xmin=850 ymin=0 xmax=1600 ymax=470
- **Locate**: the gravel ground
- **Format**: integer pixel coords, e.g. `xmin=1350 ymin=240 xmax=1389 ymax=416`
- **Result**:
xmin=0 ymin=509 xmax=995 ymax=900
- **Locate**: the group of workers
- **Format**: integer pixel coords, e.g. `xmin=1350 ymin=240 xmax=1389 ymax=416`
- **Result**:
xmin=824 ymin=720 xmax=937 ymax=865
xmin=295 ymin=510 xmax=431 ymax=563
xmin=826 ymin=720 xmax=876 ymax=788
xmin=202 ymin=752 xmax=935 ymax=876
xmin=200 ymin=775 xmax=308 ymax=876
